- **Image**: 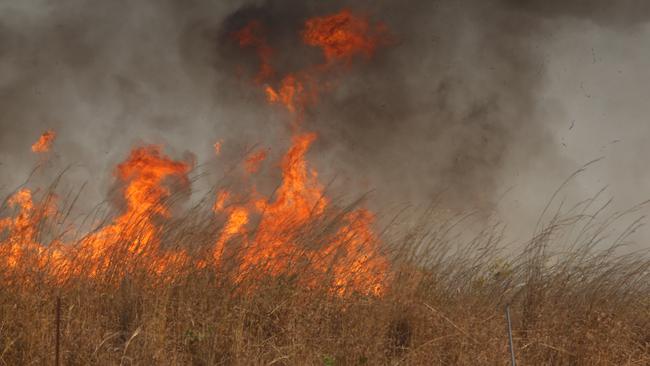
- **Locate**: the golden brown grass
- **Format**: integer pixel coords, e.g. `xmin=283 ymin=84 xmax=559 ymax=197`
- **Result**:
xmin=0 ymin=186 xmax=649 ymax=365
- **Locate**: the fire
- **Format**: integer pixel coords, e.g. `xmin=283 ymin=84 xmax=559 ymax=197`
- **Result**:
xmin=262 ymin=10 xmax=386 ymax=117
xmin=226 ymin=9 xmax=389 ymax=294
xmin=0 ymin=189 xmax=62 ymax=273
xmin=213 ymin=189 xmax=231 ymax=212
xmin=233 ymin=20 xmax=275 ymax=83
xmin=302 ymin=9 xmax=388 ymax=64
xmin=31 ymin=130 xmax=56 ymax=153
xmin=265 ymin=74 xmax=307 ymax=114
xmin=237 ymin=133 xmax=325 ymax=277
xmin=1 ymin=8 xmax=390 ymax=296
xmin=0 ymin=189 xmax=40 ymax=268
xmin=209 ymin=132 xmax=387 ymax=295
xmin=77 ymin=145 xmax=191 ymax=276
xmin=327 ymin=209 xmax=386 ymax=296
xmin=214 ymin=140 xmax=222 ymax=156
xmin=244 ymin=149 xmax=268 ymax=173
xmin=116 ymin=145 xmax=190 ymax=220
xmin=213 ymin=206 xmax=248 ymax=263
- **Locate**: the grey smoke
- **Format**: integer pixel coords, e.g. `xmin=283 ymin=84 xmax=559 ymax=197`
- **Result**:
xmin=0 ymin=0 xmax=649 ymax=239
xmin=503 ymin=0 xmax=650 ymax=26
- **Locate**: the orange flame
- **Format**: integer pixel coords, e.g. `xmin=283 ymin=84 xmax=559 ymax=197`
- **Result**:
xmin=77 ymin=145 xmax=191 ymax=276
xmin=233 ymin=20 xmax=275 ymax=83
xmin=244 ymin=149 xmax=268 ymax=173
xmin=1 ymin=8 xmax=391 ymax=297
xmin=223 ymin=9 xmax=391 ymax=294
xmin=0 ymin=189 xmax=62 ymax=272
xmin=238 ymin=133 xmax=325 ymax=275
xmin=302 ymin=9 xmax=388 ymax=64
xmin=31 ymin=130 xmax=56 ymax=153
xmin=265 ymin=74 xmax=306 ymax=114
xmin=214 ymin=140 xmax=223 ymax=156
xmin=213 ymin=189 xmax=231 ymax=212
xmin=213 ymin=206 xmax=248 ymax=264
xmin=264 ymin=74 xmax=320 ymax=120
xmin=229 ymin=132 xmax=386 ymax=295
xmin=326 ymin=209 xmax=387 ymax=296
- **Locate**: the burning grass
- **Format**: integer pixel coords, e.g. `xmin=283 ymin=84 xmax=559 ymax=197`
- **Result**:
xmin=1 ymin=7 xmax=648 ymax=365
xmin=0 ymin=179 xmax=649 ymax=365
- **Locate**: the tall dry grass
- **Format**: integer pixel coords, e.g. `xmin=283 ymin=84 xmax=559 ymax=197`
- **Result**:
xmin=0 ymin=180 xmax=649 ymax=365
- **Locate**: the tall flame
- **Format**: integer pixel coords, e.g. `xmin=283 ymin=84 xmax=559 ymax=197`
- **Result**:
xmin=226 ymin=9 xmax=390 ymax=294
xmin=77 ymin=145 xmax=191 ymax=276
xmin=0 ymin=189 xmax=62 ymax=273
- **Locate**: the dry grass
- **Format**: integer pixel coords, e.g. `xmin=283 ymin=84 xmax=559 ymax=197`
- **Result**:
xmin=0 ymin=185 xmax=649 ymax=365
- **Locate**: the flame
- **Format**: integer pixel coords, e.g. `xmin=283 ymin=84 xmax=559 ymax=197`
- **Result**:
xmin=0 ymin=189 xmax=39 ymax=268
xmin=1 ymin=8 xmax=390 ymax=297
xmin=265 ymin=74 xmax=306 ymax=114
xmin=244 ymin=149 xmax=268 ymax=173
xmin=77 ymin=145 xmax=191 ymax=276
xmin=213 ymin=189 xmax=231 ymax=212
xmin=0 ymin=189 xmax=63 ymax=272
xmin=226 ymin=132 xmax=386 ymax=295
xmin=213 ymin=206 xmax=249 ymax=264
xmin=214 ymin=9 xmax=390 ymax=294
xmin=233 ymin=20 xmax=275 ymax=83
xmin=116 ymin=146 xmax=190 ymax=220
xmin=214 ymin=140 xmax=222 ymax=156
xmin=326 ymin=209 xmax=387 ymax=296
xmin=31 ymin=130 xmax=56 ymax=153
xmin=302 ymin=9 xmax=388 ymax=64
xmin=237 ymin=133 xmax=325 ymax=276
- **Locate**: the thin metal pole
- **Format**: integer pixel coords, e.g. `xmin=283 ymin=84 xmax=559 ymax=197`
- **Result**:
xmin=505 ymin=305 xmax=516 ymax=366
xmin=55 ymin=296 xmax=61 ymax=366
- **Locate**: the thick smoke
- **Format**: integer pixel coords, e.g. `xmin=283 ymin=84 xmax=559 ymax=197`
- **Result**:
xmin=0 ymin=1 xmax=648 ymax=220
xmin=504 ymin=0 xmax=650 ymax=26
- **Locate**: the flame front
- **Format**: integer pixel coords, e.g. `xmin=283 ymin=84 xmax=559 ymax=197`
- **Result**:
xmin=1 ymin=9 xmax=390 ymax=296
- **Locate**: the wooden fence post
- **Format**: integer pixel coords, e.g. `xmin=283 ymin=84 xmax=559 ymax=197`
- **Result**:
xmin=55 ymin=296 xmax=61 ymax=366
xmin=506 ymin=304 xmax=516 ymax=366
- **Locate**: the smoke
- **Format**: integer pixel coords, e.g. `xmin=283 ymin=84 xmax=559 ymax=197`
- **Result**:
xmin=0 ymin=0 xmax=648 ymax=224
xmin=211 ymin=0 xmax=649 ymax=210
xmin=504 ymin=0 xmax=650 ymax=26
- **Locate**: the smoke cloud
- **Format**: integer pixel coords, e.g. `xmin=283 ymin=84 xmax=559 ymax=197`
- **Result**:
xmin=0 ymin=0 xmax=648 ymax=231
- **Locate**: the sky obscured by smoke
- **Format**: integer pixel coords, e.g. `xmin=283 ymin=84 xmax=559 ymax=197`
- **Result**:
xmin=1 ymin=0 xmax=649 ymax=242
